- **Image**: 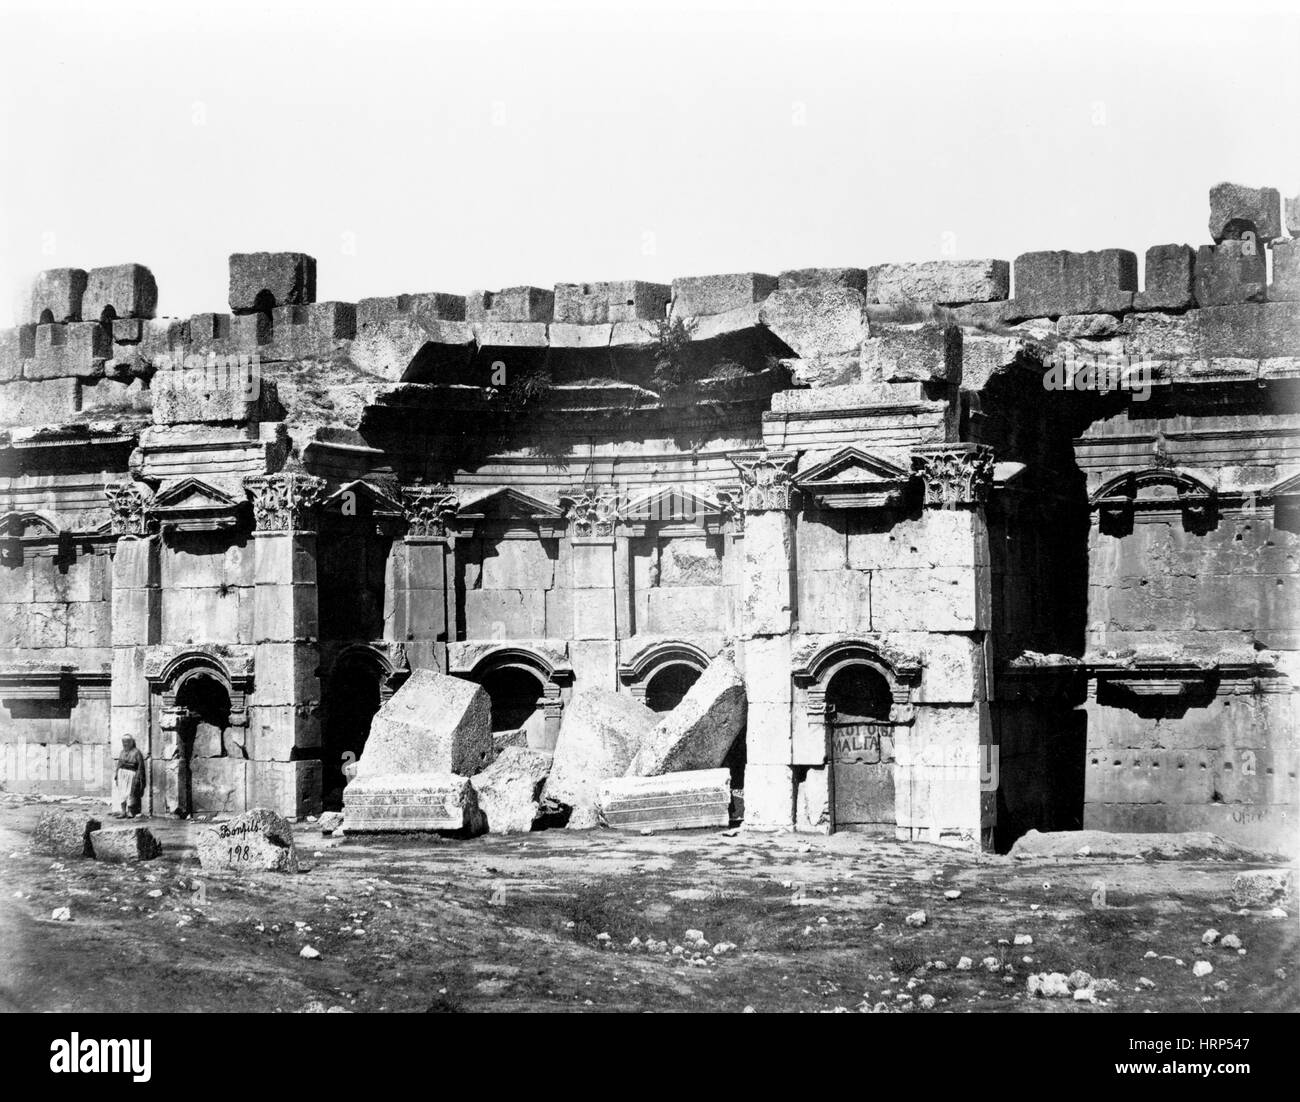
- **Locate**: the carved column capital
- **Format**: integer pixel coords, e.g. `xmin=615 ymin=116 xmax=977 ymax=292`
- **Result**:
xmin=400 ymin=485 xmax=458 ymax=538
xmin=561 ymin=485 xmax=621 ymax=538
xmin=105 ymin=481 xmax=155 ymax=538
xmin=728 ymin=450 xmax=800 ymax=512
xmin=911 ymin=444 xmax=994 ymax=509
xmin=244 ymin=473 xmax=326 ymax=532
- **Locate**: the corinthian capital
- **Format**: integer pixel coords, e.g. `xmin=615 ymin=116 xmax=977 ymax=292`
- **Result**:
xmin=244 ymin=472 xmax=326 ymax=532
xmin=729 ymin=450 xmax=799 ymax=512
xmin=104 ymin=481 xmax=155 ymax=538
xmin=911 ymin=444 xmax=994 ymax=508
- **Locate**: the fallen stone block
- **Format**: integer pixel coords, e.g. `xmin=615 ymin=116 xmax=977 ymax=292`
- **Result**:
xmin=598 ymin=768 xmax=732 ymax=831
xmin=342 ymin=772 xmax=484 ymax=834
xmin=627 ymin=658 xmax=747 ymax=776
xmin=671 ymin=272 xmax=777 ymax=317
xmin=318 ymin=811 xmax=345 ymax=835
xmin=470 ymin=747 xmax=553 ymax=833
xmin=1231 ymin=868 xmax=1294 ymax=908
xmin=1208 ymin=181 xmax=1282 ymax=244
xmin=860 ymin=322 xmax=961 ymax=384
xmin=542 ymin=690 xmax=657 ymax=823
xmin=195 ymin=809 xmax=297 ymax=872
xmin=759 ymin=286 xmax=868 ymax=357
xmin=1133 ymin=244 xmax=1195 ymax=311
xmin=31 ymin=809 xmax=101 ymax=858
xmin=82 ymin=264 xmax=158 ymax=321
xmin=89 ymin=825 xmax=162 ymax=863
xmin=228 ymin=252 xmax=317 ymax=314
xmin=870 ymin=259 xmax=1010 ymax=306
xmin=358 ymin=668 xmax=492 ymax=778
xmin=27 ymin=268 xmax=87 ymax=324
xmin=1194 ymin=241 xmax=1267 ymax=307
xmin=1009 ymin=249 xmax=1136 ymax=320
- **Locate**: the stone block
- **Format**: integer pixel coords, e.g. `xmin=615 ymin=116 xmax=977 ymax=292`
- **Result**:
xmin=151 ymin=369 xmax=278 ymax=425
xmin=1009 ymin=250 xmax=1137 ymax=320
xmin=1208 ymin=181 xmax=1283 ymax=244
xmin=196 ymin=809 xmax=298 ymax=871
xmin=481 ymin=538 xmax=557 ymax=590
xmin=1287 ymin=194 xmax=1300 ymax=237
xmin=360 ymin=669 xmax=492 ymax=777
xmin=628 ymin=658 xmax=747 ymax=775
xmin=89 ymin=825 xmax=162 ymax=863
xmin=860 ymin=323 xmax=961 ymax=383
xmin=870 ymin=259 xmax=1009 ymax=306
xmin=31 ymin=809 xmax=101 ymax=858
xmin=0 ymin=325 xmax=35 ymax=382
xmin=1231 ymin=868 xmax=1294 ymax=908
xmin=27 ymin=322 xmax=109 ymax=380
xmin=1133 ymin=244 xmax=1195 ymax=311
xmin=27 ymin=268 xmax=87 ymax=323
xmin=570 ymin=541 xmax=613 ymax=589
xmin=872 ymin=566 xmax=985 ymax=632
xmin=82 ymin=264 xmax=158 ymax=321
xmin=778 ymin=267 xmax=871 ymax=293
xmin=1194 ymin=241 xmax=1267 ymax=307
xmin=799 ymin=569 xmax=871 ymax=634
xmin=465 ymin=286 xmax=554 ymax=322
xmin=794 ymin=765 xmax=831 ymax=833
xmin=599 ymin=768 xmax=732 ymax=831
xmin=553 ymin=280 xmax=670 ymax=323
xmin=759 ymin=286 xmax=869 ymax=357
xmin=542 ymin=690 xmax=656 ymax=822
xmin=1269 ymin=238 xmax=1300 ymax=302
xmin=572 ymin=589 xmax=616 ymax=639
xmin=463 ymin=588 xmax=546 ymax=638
xmin=657 ymin=538 xmax=722 ymax=586
xmin=344 ymin=771 xmax=484 ymax=833
xmin=742 ymin=762 xmax=793 ymax=829
xmin=469 ymin=746 xmax=552 ymax=833
xmin=471 ymin=321 xmax=549 ymax=347
xmin=228 ymin=252 xmax=317 ymax=313
xmin=548 ymin=322 xmax=612 ymax=349
xmin=355 ymin=292 xmax=466 ymax=333
xmin=671 ymin=272 xmax=777 ymax=317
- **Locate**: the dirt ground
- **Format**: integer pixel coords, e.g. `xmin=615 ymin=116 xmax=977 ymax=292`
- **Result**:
xmin=1 ymin=793 xmax=1296 ymax=1014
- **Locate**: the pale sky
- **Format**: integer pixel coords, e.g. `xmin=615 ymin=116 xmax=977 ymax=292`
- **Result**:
xmin=1 ymin=0 xmax=1297 ymax=327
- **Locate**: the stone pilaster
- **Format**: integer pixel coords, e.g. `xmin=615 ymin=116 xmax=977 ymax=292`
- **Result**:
xmin=391 ymin=485 xmax=457 ymax=672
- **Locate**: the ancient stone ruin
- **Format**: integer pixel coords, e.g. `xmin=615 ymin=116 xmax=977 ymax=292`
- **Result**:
xmin=1 ymin=183 xmax=1296 ymax=855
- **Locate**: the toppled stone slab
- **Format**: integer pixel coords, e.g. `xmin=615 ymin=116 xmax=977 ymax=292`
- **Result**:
xmin=31 ymin=809 xmax=101 ymax=858
xmin=870 ymin=259 xmax=1010 ymax=306
xmin=1231 ymin=868 xmax=1295 ymax=908
xmin=1009 ymin=829 xmax=1258 ymax=861
xmin=197 ymin=809 xmax=298 ymax=871
xmin=1208 ymin=181 xmax=1282 ymax=244
xmin=89 ymin=825 xmax=162 ymax=863
xmin=599 ymin=768 xmax=732 ymax=831
xmin=470 ymin=747 xmax=553 ymax=833
xmin=759 ymin=286 xmax=868 ymax=357
xmin=628 ymin=658 xmax=746 ymax=776
xmin=1009 ymin=249 xmax=1137 ymax=320
xmin=542 ymin=690 xmax=657 ymax=825
xmin=342 ymin=772 xmax=484 ymax=834
xmin=358 ymin=669 xmax=492 ymax=779
xmin=1133 ymin=244 xmax=1195 ymax=311
xmin=1194 ymin=241 xmax=1267 ymax=307
xmin=671 ymin=273 xmax=777 ymax=317
xmin=229 ymin=252 xmax=317 ymax=314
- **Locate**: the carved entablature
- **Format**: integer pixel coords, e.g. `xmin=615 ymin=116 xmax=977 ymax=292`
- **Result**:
xmin=149 ymin=477 xmax=247 ymax=535
xmin=321 ymin=480 xmax=408 ymax=537
xmin=795 ymin=447 xmax=912 ymax=511
xmin=560 ymin=485 xmax=621 ymax=538
xmin=400 ymin=484 xmax=459 ymax=538
xmin=0 ymin=511 xmax=72 ymax=565
xmin=1089 ymin=467 xmax=1217 ymax=534
xmin=622 ymin=486 xmax=729 ymax=536
xmin=729 ymin=449 xmax=800 ymax=512
xmin=243 ymin=473 xmax=326 ymax=532
xmin=450 ymin=486 xmax=567 ymax=539
xmin=910 ymin=444 xmax=994 ymax=509
xmin=105 ymin=481 xmax=156 ymax=539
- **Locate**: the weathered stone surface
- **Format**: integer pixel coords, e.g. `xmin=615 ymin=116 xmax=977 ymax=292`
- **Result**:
xmin=628 ymin=658 xmax=746 ymax=776
xmin=598 ymin=767 xmax=732 ymax=831
xmin=196 ymin=809 xmax=298 ymax=870
xmin=1269 ymin=238 xmax=1300 ymax=302
xmin=541 ymin=690 xmax=657 ymax=823
xmin=1208 ymin=181 xmax=1282 ymax=244
xmin=25 ymin=322 xmax=110 ymax=381
xmin=870 ymin=260 xmax=1009 ymax=306
xmin=1287 ymin=194 xmax=1300 ymax=237
xmin=1231 ymin=868 xmax=1294 ymax=907
xmin=31 ymin=809 xmax=101 ymax=858
xmin=1009 ymin=829 xmax=1256 ymax=861
xmin=778 ymin=268 xmax=871 ymax=293
xmin=89 ymin=825 xmax=162 ymax=863
xmin=784 ymin=353 xmax=860 ymax=388
xmin=465 ymin=286 xmax=554 ymax=323
xmin=318 ymin=810 xmax=344 ymax=835
xmin=1133 ymin=244 xmax=1195 ymax=311
xmin=0 ymin=377 xmax=80 ymax=426
xmin=554 ymin=281 xmax=670 ymax=323
xmin=358 ymin=669 xmax=492 ymax=778
xmin=343 ymin=772 xmax=484 ymax=834
xmin=1194 ymin=241 xmax=1267 ymax=307
xmin=82 ymin=264 xmax=158 ymax=321
xmin=860 ymin=323 xmax=961 ymax=383
xmin=151 ymin=370 xmax=279 ymax=425
xmin=671 ymin=273 xmax=777 ymax=317
xmin=27 ymin=268 xmax=87 ymax=324
xmin=228 ymin=252 xmax=317 ymax=314
xmin=470 ymin=747 xmax=552 ymax=833
xmin=759 ymin=286 xmax=868 ymax=357
xmin=1009 ymin=250 xmax=1137 ymax=320
xmin=1055 ymin=313 xmax=1122 ymax=340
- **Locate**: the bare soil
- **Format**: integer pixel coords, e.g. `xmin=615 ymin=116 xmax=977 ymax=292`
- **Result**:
xmin=1 ymin=793 xmax=1295 ymax=1014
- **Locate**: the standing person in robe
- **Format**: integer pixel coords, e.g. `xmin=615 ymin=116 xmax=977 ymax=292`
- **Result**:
xmin=112 ymin=736 xmax=147 ymax=819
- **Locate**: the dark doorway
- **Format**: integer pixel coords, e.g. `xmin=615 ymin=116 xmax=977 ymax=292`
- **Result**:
xmin=174 ymin=674 xmax=233 ymax=818
xmin=644 ymin=664 xmax=701 ymax=713
xmin=321 ymin=660 xmax=384 ymax=812
xmin=480 ymin=667 xmax=544 ymax=733
xmin=825 ymin=664 xmax=894 ymax=831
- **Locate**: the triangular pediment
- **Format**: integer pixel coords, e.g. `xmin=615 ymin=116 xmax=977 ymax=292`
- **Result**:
xmin=795 ymin=447 xmax=911 ymax=509
xmin=623 ymin=485 xmax=723 ymax=523
xmin=321 ymin=479 xmax=405 ymax=516
xmin=152 ymin=477 xmax=239 ymax=510
xmin=457 ymin=486 xmax=563 ymax=520
xmin=149 ymin=477 xmax=246 ymax=533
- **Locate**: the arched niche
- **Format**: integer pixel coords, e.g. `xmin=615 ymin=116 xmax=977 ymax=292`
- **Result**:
xmin=320 ymin=643 xmax=408 ymax=810
xmin=454 ymin=645 xmax=573 ymax=751
xmin=791 ymin=637 xmax=921 ymax=725
xmin=617 ymin=639 xmax=713 ymax=707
